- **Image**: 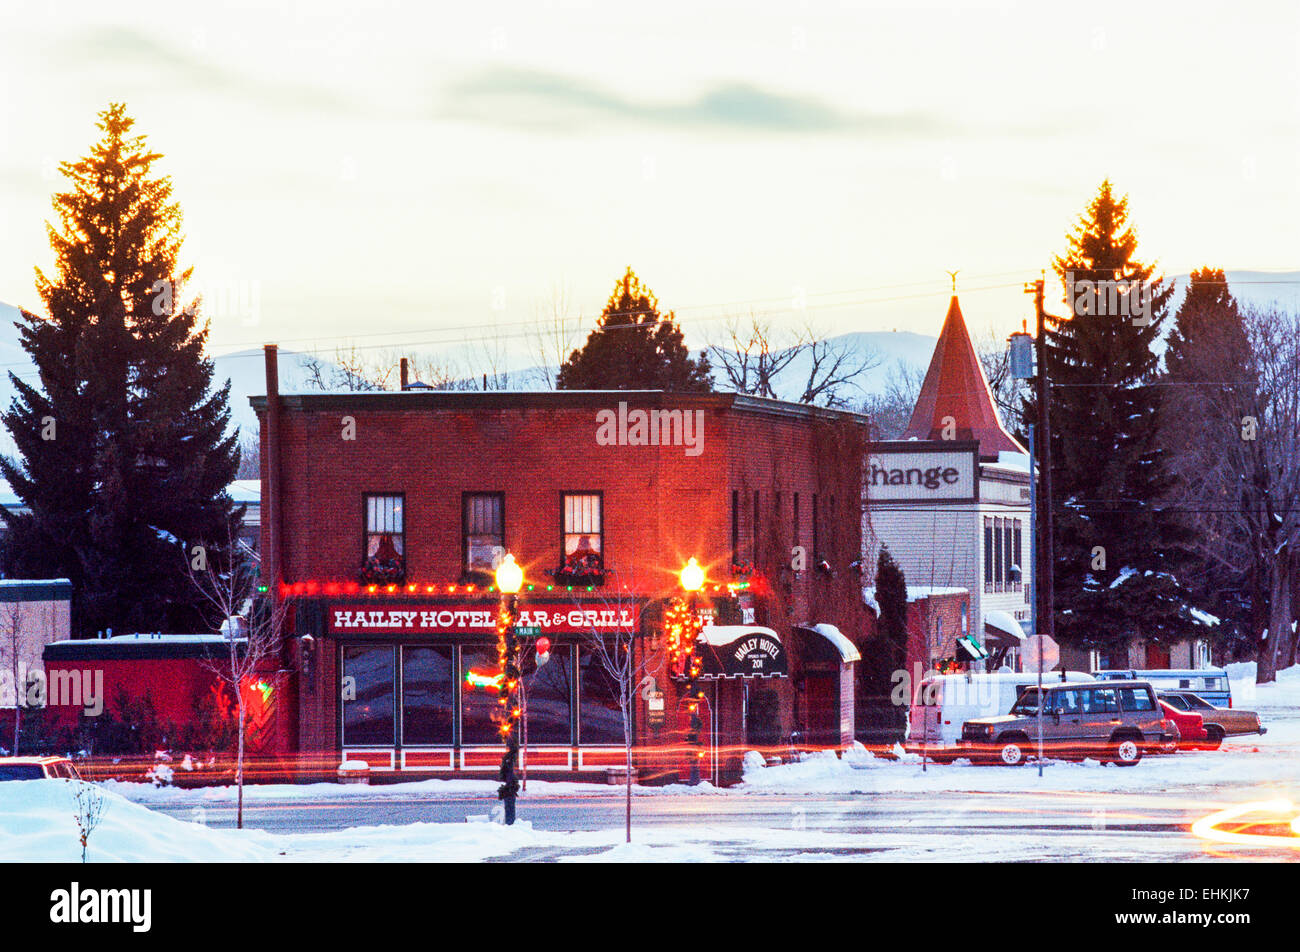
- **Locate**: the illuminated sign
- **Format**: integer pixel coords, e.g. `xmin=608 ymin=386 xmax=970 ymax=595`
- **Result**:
xmin=327 ymin=599 xmax=640 ymax=636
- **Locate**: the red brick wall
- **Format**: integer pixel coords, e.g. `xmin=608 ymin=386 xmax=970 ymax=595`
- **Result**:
xmin=257 ymin=392 xmax=870 ymax=772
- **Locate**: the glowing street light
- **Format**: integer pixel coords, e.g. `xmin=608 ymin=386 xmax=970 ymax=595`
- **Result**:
xmin=679 ymin=557 xmax=705 ymax=593
xmin=494 ymin=552 xmax=524 ymax=823
xmin=677 ymin=557 xmax=707 ymax=784
xmin=495 ymin=553 xmax=524 ymax=594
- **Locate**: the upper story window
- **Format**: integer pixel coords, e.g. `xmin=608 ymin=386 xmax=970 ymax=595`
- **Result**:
xmin=463 ymin=492 xmax=504 ymax=578
xmin=363 ymin=493 xmax=405 ymax=584
xmin=560 ymin=493 xmax=603 ymax=583
xmin=984 ymin=516 xmax=1024 ymax=593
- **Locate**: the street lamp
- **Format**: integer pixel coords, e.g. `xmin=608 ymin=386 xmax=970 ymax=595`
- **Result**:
xmin=677 ymin=558 xmax=706 ymax=784
xmin=679 ymin=557 xmax=705 ymax=593
xmin=494 ymin=553 xmax=524 ymax=823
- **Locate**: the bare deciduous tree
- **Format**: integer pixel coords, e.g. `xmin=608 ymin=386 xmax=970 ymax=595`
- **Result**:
xmin=707 ymin=312 xmax=802 ymax=399
xmin=236 ymin=427 xmax=260 ymax=480
xmin=186 ymin=534 xmax=287 ymax=828
xmin=860 ymin=360 xmax=926 ymax=440
xmin=72 ymin=780 xmax=107 ymax=863
xmin=974 ymin=324 xmax=1031 ymax=429
xmin=527 ymin=284 xmax=584 ymax=389
xmin=709 ymin=314 xmax=881 ymax=408
xmin=1161 ymin=304 xmax=1300 ymax=682
xmin=578 ymin=570 xmax=659 ymax=843
xmin=796 ymin=322 xmax=882 ymax=407
xmin=0 ymin=602 xmax=30 ymax=754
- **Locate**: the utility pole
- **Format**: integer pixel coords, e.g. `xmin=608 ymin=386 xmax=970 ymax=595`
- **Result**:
xmin=1026 ymin=277 xmax=1056 ymax=643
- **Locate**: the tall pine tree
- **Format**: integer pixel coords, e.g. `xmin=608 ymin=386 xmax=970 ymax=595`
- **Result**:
xmin=0 ymin=104 xmax=240 ymax=636
xmin=556 ymin=267 xmax=712 ymax=391
xmin=1030 ymin=181 xmax=1203 ymax=660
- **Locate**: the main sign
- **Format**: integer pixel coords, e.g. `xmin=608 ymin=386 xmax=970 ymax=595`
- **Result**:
xmin=867 ymin=442 xmax=979 ymax=503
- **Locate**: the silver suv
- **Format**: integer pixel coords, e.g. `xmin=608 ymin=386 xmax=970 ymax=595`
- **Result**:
xmin=960 ymin=680 xmax=1173 ymax=766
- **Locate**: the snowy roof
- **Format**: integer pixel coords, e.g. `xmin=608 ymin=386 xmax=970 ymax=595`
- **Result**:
xmin=795 ymin=623 xmax=861 ymax=663
xmin=984 ymin=610 xmax=1026 ymax=640
xmin=49 ymin=633 xmax=243 ymax=646
xmin=862 ymin=585 xmax=968 ymax=608
xmin=228 ymin=479 xmax=260 ymax=503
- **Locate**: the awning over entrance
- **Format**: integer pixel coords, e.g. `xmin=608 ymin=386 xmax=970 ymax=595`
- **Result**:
xmin=696 ymin=626 xmax=787 ymax=679
xmin=792 ymin=624 xmax=861 ymax=663
xmin=984 ymin=610 xmax=1026 ymax=648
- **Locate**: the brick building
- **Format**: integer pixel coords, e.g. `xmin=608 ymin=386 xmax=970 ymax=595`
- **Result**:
xmin=255 ymin=346 xmax=870 ymax=783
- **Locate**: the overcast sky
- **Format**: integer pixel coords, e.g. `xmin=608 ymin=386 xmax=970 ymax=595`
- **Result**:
xmin=1 ymin=0 xmax=1297 ymax=364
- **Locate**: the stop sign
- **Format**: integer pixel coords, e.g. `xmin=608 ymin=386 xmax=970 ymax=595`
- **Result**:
xmin=1023 ymin=634 xmax=1059 ymax=673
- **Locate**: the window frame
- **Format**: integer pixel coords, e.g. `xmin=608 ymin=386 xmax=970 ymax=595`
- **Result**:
xmin=560 ymin=491 xmax=605 ymax=578
xmin=362 ymin=492 xmax=406 ymax=579
xmin=461 ymin=491 xmax=505 ymax=577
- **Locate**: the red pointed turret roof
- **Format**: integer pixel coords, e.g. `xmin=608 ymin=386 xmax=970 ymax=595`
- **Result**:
xmin=902 ymin=296 xmax=1027 ymax=458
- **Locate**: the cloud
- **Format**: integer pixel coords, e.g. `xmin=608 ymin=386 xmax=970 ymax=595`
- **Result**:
xmin=61 ymin=26 xmax=355 ymax=116
xmin=442 ymin=68 xmax=941 ymax=137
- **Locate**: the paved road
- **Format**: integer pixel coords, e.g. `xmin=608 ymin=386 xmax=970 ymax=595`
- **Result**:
xmin=142 ymin=786 xmax=1246 ymax=860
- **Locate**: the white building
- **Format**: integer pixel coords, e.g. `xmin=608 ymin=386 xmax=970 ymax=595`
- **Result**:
xmin=864 ymin=295 xmax=1033 ymax=668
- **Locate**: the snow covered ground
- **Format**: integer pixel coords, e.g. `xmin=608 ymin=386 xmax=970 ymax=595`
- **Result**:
xmin=3 ymin=664 xmax=1296 ymax=862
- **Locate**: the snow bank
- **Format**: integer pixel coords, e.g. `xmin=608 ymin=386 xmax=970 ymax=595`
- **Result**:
xmin=0 ymin=780 xmax=274 ymax=863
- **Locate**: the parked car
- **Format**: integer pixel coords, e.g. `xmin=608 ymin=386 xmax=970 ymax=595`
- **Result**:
xmin=960 ymin=680 xmax=1174 ymax=765
xmin=907 ymin=670 xmax=1096 ymax=759
xmin=1099 ymin=669 xmax=1232 ymax=707
xmin=1158 ymin=691 xmax=1266 ymax=747
xmin=1157 ymin=699 xmax=1206 ymax=752
xmin=0 ymin=756 xmax=82 ymax=781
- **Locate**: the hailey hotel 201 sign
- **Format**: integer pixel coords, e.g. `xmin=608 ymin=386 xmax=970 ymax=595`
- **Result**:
xmin=866 ymin=441 xmax=979 ymax=504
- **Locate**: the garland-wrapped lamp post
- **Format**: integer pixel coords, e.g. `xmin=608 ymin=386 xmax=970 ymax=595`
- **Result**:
xmin=674 ymin=557 xmax=706 ymax=784
xmin=495 ymin=553 xmax=524 ymax=824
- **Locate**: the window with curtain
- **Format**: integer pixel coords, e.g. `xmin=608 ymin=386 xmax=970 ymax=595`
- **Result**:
xmin=364 ymin=494 xmax=405 ymax=582
xmin=562 ymin=493 xmax=603 ymax=578
xmin=463 ymin=493 xmax=504 ymax=574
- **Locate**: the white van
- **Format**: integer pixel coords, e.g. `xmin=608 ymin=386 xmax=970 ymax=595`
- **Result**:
xmin=907 ymin=670 xmax=1096 ymax=756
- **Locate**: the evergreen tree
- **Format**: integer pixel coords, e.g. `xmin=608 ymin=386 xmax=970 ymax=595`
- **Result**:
xmin=0 ymin=104 xmax=240 ymax=636
xmin=556 ymin=267 xmax=712 ymax=391
xmin=1160 ymin=269 xmax=1270 ymax=661
xmin=1029 ymin=181 xmax=1200 ymax=658
xmin=871 ymin=546 xmax=909 ymax=731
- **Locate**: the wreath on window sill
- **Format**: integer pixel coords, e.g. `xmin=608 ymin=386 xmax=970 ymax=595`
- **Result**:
xmin=731 ymin=559 xmax=755 ymax=577
xmin=548 ymin=552 xmax=606 ymax=586
xmin=360 ymin=556 xmax=405 ymax=585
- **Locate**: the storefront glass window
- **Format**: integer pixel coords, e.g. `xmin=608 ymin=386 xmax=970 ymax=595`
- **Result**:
xmin=402 ymin=646 xmax=454 ymax=745
xmin=460 ymin=644 xmax=503 ymax=745
xmin=342 ymin=645 xmax=395 ymax=746
xmin=578 ymin=645 xmax=624 ymax=744
xmin=521 ymin=644 xmax=573 ymax=745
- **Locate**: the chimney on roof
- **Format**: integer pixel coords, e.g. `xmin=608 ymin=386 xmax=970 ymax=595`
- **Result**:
xmin=400 ymin=357 xmax=409 ymax=391
xmin=263 ymin=345 xmax=284 ymax=605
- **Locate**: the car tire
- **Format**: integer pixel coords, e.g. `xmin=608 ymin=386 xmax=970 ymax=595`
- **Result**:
xmin=1111 ymin=736 xmax=1142 ymax=766
xmin=1202 ymin=725 xmax=1225 ymax=750
xmin=996 ymin=738 xmax=1028 ymax=766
